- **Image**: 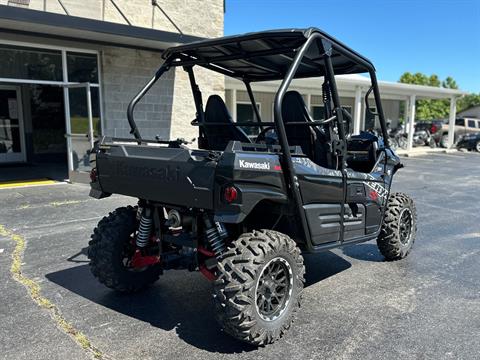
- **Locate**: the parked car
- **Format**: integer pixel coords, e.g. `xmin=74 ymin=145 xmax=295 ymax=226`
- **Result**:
xmin=456 ymin=132 xmax=480 ymax=152
xmin=438 ymin=117 xmax=480 ymax=148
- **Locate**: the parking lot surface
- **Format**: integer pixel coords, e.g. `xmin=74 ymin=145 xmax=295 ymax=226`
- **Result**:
xmin=1 ymin=152 xmax=479 ymax=360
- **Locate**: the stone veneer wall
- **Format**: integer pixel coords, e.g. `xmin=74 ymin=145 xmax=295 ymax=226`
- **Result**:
xmin=100 ymin=47 xmax=175 ymax=139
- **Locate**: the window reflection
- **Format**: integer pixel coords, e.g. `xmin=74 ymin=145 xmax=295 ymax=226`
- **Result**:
xmin=68 ymin=87 xmax=101 ymax=136
xmin=0 ymin=45 xmax=62 ymax=81
xmin=67 ymin=52 xmax=99 ymax=83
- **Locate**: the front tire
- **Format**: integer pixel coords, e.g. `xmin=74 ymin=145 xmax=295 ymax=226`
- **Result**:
xmin=377 ymin=193 xmax=417 ymax=261
xmin=475 ymin=140 xmax=480 ymax=152
xmin=88 ymin=206 xmax=162 ymax=293
xmin=213 ymin=230 xmax=305 ymax=346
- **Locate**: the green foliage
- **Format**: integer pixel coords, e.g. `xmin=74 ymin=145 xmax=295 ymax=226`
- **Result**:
xmin=399 ymin=72 xmax=441 ymax=87
xmin=399 ymin=72 xmax=462 ymax=120
xmin=442 ymin=76 xmax=458 ymax=90
xmin=458 ymin=93 xmax=480 ymax=112
xmin=400 ymin=72 xmax=480 ymax=118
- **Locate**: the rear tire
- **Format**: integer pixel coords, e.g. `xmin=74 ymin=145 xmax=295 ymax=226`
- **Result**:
xmin=440 ymin=134 xmax=449 ymax=148
xmin=377 ymin=193 xmax=417 ymax=261
xmin=88 ymin=206 xmax=162 ymax=293
xmin=213 ymin=230 xmax=305 ymax=346
xmin=475 ymin=141 xmax=480 ymax=152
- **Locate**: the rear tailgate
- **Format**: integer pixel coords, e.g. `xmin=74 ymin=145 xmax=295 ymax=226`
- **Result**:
xmin=93 ymin=141 xmax=217 ymax=209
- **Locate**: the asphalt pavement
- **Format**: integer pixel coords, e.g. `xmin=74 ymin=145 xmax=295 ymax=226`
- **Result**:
xmin=0 ymin=151 xmax=479 ymax=360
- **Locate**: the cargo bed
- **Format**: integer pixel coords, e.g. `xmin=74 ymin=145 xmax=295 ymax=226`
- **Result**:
xmin=91 ymin=138 xmax=218 ymax=209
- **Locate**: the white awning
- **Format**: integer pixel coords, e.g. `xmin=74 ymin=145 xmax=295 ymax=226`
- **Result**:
xmin=226 ymin=74 xmax=468 ymax=100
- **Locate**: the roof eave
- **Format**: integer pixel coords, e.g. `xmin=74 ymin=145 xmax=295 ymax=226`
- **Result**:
xmin=0 ymin=5 xmax=204 ymax=52
xmin=225 ymin=76 xmax=468 ymax=100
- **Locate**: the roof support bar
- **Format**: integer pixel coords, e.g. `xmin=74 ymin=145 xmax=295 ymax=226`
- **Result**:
xmin=369 ymin=71 xmax=390 ymax=147
xmin=151 ymin=0 xmax=183 ymax=34
xmin=185 ymin=66 xmax=205 ymax=130
xmin=244 ymin=81 xmax=263 ymax=129
xmin=109 ymin=0 xmax=132 ymax=26
xmin=323 ymin=42 xmax=347 ymax=144
xmin=126 ymin=61 xmax=171 ymax=142
xmin=273 ymin=32 xmax=323 ymax=250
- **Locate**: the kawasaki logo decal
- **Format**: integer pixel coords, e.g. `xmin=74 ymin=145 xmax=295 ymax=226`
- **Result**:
xmin=238 ymin=159 xmax=271 ymax=170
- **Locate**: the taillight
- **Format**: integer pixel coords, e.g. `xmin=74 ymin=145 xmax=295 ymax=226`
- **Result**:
xmin=224 ymin=186 xmax=238 ymax=203
xmin=431 ymin=124 xmax=437 ymax=133
xmin=89 ymin=168 xmax=97 ymax=182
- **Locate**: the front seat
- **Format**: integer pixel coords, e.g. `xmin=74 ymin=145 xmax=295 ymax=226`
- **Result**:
xmin=281 ymin=91 xmax=316 ymax=159
xmin=202 ymin=95 xmax=251 ymax=151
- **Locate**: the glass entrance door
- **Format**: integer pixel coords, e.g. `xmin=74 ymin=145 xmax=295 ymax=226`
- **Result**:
xmin=0 ymin=86 xmax=25 ymax=163
xmin=64 ymin=83 xmax=99 ymax=181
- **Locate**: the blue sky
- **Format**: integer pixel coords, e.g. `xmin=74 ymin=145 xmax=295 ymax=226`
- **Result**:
xmin=225 ymin=0 xmax=480 ymax=93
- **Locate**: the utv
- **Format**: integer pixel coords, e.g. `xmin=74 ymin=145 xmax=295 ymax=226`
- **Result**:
xmin=88 ymin=28 xmax=416 ymax=345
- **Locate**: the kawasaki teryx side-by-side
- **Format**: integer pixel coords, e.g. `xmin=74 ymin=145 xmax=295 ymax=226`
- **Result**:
xmin=88 ymin=28 xmax=417 ymax=345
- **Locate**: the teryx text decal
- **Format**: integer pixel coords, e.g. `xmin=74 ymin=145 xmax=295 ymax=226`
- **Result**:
xmin=365 ymin=181 xmax=388 ymax=202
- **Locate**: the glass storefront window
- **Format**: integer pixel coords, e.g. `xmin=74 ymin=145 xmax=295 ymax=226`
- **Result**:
xmin=0 ymin=45 xmax=63 ymax=81
xmin=29 ymin=85 xmax=66 ymax=155
xmin=68 ymin=87 xmax=101 ymax=136
xmin=67 ymin=52 xmax=99 ymax=83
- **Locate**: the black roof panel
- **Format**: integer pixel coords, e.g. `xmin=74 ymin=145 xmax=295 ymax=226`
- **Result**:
xmin=162 ymin=28 xmax=375 ymax=81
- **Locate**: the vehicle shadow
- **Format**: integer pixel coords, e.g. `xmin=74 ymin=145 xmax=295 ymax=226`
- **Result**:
xmin=46 ymin=250 xmax=351 ymax=354
xmin=303 ymin=251 xmax=352 ymax=287
xmin=66 ymin=247 xmax=89 ymax=263
xmin=341 ymin=242 xmax=384 ymax=262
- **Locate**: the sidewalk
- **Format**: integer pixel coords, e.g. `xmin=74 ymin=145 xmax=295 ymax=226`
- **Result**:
xmin=395 ymin=147 xmax=459 ymax=157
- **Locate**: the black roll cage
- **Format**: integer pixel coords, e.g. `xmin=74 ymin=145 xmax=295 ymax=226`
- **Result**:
xmin=125 ymin=29 xmax=391 ymax=251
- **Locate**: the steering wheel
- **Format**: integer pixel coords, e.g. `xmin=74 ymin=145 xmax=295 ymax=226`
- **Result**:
xmin=255 ymin=126 xmax=276 ymax=144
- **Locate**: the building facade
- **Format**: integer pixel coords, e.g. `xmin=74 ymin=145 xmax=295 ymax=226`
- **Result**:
xmin=0 ymin=0 xmax=223 ymax=180
xmin=458 ymin=105 xmax=480 ymax=119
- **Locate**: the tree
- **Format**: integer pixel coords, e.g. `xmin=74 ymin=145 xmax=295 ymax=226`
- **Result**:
xmin=399 ymin=72 xmax=460 ymax=120
xmin=458 ymin=93 xmax=480 ymax=112
xmin=442 ymin=76 xmax=458 ymax=90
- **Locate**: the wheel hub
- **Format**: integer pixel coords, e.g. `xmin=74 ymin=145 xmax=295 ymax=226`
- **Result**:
xmin=255 ymin=257 xmax=293 ymax=321
xmin=399 ymin=208 xmax=413 ymax=245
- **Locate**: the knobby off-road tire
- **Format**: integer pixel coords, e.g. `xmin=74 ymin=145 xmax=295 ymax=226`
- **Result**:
xmin=213 ymin=230 xmax=305 ymax=346
xmin=88 ymin=206 xmax=161 ymax=293
xmin=377 ymin=192 xmax=417 ymax=261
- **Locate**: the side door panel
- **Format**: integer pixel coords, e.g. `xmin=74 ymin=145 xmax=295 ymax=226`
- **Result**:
xmin=345 ymin=153 xmax=390 ymax=239
xmin=293 ymin=157 xmax=344 ymax=245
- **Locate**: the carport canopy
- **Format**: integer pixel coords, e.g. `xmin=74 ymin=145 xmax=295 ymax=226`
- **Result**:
xmin=226 ymin=74 xmax=468 ymax=152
